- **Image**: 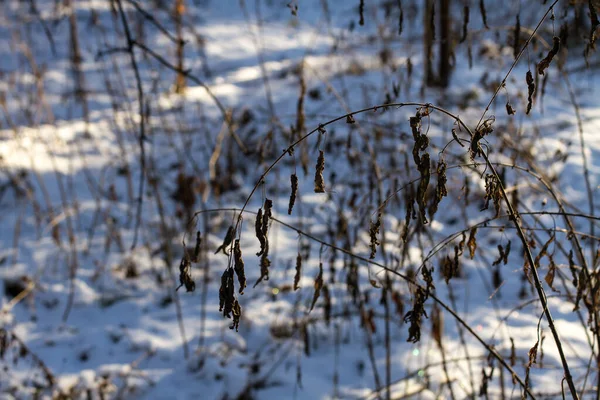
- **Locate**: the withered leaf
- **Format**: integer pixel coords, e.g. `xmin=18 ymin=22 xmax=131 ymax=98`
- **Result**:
xmin=314 ymin=150 xmax=326 ymax=193
xmin=215 ymin=225 xmax=235 ymax=255
xmin=219 ymin=268 xmax=235 ymax=318
xmin=537 ymin=36 xmax=560 ymax=75
xmin=233 ymin=239 xmax=247 ymax=294
xmin=192 ymin=231 xmax=202 ymax=263
xmin=231 ymin=300 xmax=242 ymax=331
xmin=177 ymin=256 xmax=195 ymax=292
xmin=288 ymin=174 xmax=298 ymax=215
xmin=294 ymin=253 xmax=302 ymax=290
xmin=467 ymin=227 xmax=478 ymax=259
xmin=369 ymin=213 xmax=382 ymax=259
xmin=526 ymin=70 xmax=535 ymax=115
xmin=309 ymin=262 xmax=324 ymax=312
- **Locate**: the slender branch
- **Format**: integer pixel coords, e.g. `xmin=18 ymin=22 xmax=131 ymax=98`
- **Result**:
xmin=115 ymin=0 xmax=147 ymax=250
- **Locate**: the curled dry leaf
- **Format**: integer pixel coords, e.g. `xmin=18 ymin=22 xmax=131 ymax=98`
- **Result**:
xmin=255 ymin=208 xmax=266 ymax=256
xmin=309 ymin=262 xmax=324 ymax=312
xmin=219 ymin=268 xmax=235 ymax=318
xmin=314 ymin=150 xmax=326 ymax=193
xmin=233 ymin=239 xmax=246 ymax=294
xmin=467 ymin=227 xmax=478 ymax=260
xmin=288 ymin=173 xmax=298 ymax=215
xmin=526 ymin=70 xmax=535 ymax=115
xmin=369 ymin=213 xmax=382 ymax=259
xmin=537 ymin=36 xmax=560 ymax=75
xmin=177 ymin=256 xmax=195 ymax=292
xmin=294 ymin=253 xmax=302 ymax=290
xmin=215 ymin=225 xmax=235 ymax=255
xmin=192 ymin=231 xmax=202 ymax=263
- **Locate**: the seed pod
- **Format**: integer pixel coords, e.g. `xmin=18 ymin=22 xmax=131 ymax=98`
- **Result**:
xmin=233 ymin=240 xmax=246 ymax=294
xmin=314 ymin=151 xmax=326 ymax=193
xmin=288 ymin=174 xmax=298 ymax=215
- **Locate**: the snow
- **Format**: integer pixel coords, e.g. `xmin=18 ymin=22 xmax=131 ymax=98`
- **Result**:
xmin=1 ymin=0 xmax=600 ymax=399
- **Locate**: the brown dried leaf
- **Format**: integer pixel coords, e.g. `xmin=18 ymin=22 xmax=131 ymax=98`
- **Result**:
xmin=288 ymin=173 xmax=298 ymax=215
xmin=537 ymin=37 xmax=560 ymax=75
xmin=467 ymin=227 xmax=478 ymax=259
xmin=294 ymin=253 xmax=302 ymax=290
xmin=192 ymin=231 xmax=202 ymax=263
xmin=215 ymin=225 xmax=235 ymax=255
xmin=309 ymin=262 xmax=324 ymax=312
xmin=314 ymin=150 xmax=326 ymax=193
xmin=369 ymin=213 xmax=382 ymax=259
xmin=526 ymin=70 xmax=535 ymax=115
xmin=219 ymin=268 xmax=234 ymax=317
xmin=233 ymin=239 xmax=247 ymax=294
xmin=177 ymin=256 xmax=195 ymax=292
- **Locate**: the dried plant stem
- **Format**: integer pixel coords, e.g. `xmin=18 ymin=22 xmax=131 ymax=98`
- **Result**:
xmin=475 ymin=0 xmax=560 ymax=129
xmin=190 ymin=207 xmax=536 ymax=398
xmin=477 ymin=153 xmax=578 ymax=399
xmin=115 ymin=0 xmax=147 ymax=250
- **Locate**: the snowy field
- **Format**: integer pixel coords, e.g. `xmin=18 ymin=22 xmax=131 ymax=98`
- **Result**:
xmin=1 ymin=0 xmax=600 ymax=399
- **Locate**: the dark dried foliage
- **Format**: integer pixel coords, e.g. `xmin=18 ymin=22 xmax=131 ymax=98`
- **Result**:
xmin=294 ymin=252 xmax=302 ymax=290
xmin=359 ymin=0 xmax=365 ymax=25
xmin=192 ymin=231 xmax=202 ymax=263
xmin=219 ymin=268 xmax=234 ymax=318
xmin=231 ymin=299 xmax=242 ymax=331
xmin=526 ymin=70 xmax=535 ymax=115
xmin=492 ymin=241 xmax=511 ymax=266
xmin=467 ymin=227 xmax=478 ymax=260
xmin=430 ymin=159 xmax=447 ymax=218
xmin=322 ymin=284 xmax=331 ymax=324
xmin=483 ymin=174 xmax=501 ymax=217
xmin=254 ymin=252 xmax=271 ymax=287
xmin=397 ymin=0 xmax=403 ymax=35
xmin=404 ymin=287 xmax=428 ymax=343
xmin=233 ymin=239 xmax=247 ymax=294
xmin=479 ymin=0 xmax=488 ymax=29
xmin=460 ymin=5 xmax=469 ymax=43
xmin=288 ymin=173 xmax=298 ymax=215
xmin=255 ymin=208 xmax=267 ymax=256
xmin=369 ymin=213 xmax=382 ymax=259
xmin=513 ymin=14 xmax=521 ymax=59
xmin=310 ymin=262 xmax=324 ymax=312
xmin=506 ymin=102 xmax=516 ymax=115
xmin=314 ymin=150 xmax=326 ymax=193
xmin=416 ymin=154 xmax=431 ymax=224
xmin=537 ymin=36 xmax=560 ymax=75
xmin=215 ymin=225 xmax=235 ymax=255
xmin=470 ymin=117 xmax=494 ymax=159
xmin=177 ymin=256 xmax=195 ymax=292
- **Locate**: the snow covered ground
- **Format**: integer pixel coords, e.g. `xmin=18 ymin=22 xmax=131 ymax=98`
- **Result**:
xmin=1 ymin=0 xmax=600 ymax=399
